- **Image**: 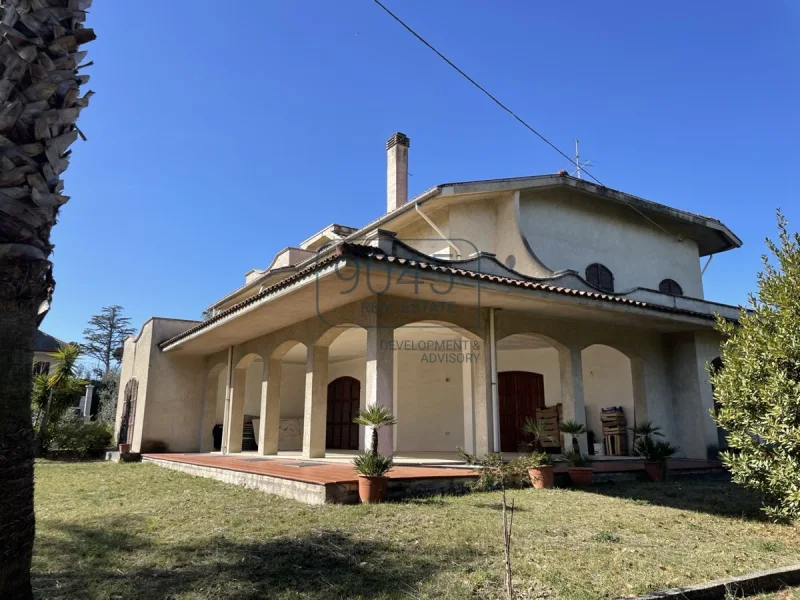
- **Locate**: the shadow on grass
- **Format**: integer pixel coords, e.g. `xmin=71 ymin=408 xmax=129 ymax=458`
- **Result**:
xmin=33 ymin=516 xmax=474 ymax=599
xmin=582 ymin=478 xmax=773 ymax=522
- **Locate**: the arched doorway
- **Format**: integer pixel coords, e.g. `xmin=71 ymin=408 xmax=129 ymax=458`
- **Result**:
xmin=118 ymin=378 xmax=139 ymax=446
xmin=326 ymin=376 xmax=361 ymax=450
xmin=498 ymin=371 xmax=545 ymax=452
xmin=710 ymin=357 xmax=728 ymax=452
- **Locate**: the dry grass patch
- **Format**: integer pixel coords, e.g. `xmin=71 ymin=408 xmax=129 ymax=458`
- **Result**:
xmin=33 ymin=461 xmax=799 ymax=599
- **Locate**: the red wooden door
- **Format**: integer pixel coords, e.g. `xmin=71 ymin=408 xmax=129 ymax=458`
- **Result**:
xmin=498 ymin=371 xmax=545 ymax=453
xmin=326 ymin=376 xmax=361 ymax=450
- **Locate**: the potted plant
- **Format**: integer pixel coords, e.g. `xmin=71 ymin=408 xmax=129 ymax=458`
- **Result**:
xmin=564 ymin=451 xmax=594 ymax=486
xmin=353 ymin=451 xmax=394 ymax=503
xmin=520 ymin=451 xmax=554 ymax=489
xmin=559 ymin=419 xmax=587 ymax=454
xmin=352 ymin=405 xmax=397 ymax=503
xmin=634 ymin=435 xmax=679 ymax=481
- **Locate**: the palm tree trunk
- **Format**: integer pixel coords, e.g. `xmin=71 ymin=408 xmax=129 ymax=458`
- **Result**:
xmin=0 ymin=260 xmax=50 ymax=599
xmin=0 ymin=1 xmax=96 ymax=596
xmin=371 ymin=427 xmax=379 ymax=455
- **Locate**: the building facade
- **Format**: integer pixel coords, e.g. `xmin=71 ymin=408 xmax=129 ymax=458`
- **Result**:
xmin=117 ymin=134 xmax=741 ymax=461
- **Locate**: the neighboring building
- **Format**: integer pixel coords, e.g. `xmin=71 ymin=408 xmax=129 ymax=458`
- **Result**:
xmin=33 ymin=330 xmax=64 ymax=376
xmin=117 ymin=133 xmax=741 ymax=460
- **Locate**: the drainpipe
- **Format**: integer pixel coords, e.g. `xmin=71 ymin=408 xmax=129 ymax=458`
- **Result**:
xmin=221 ymin=346 xmax=233 ymax=454
xmin=489 ymin=308 xmax=500 ymax=453
xmin=701 ymin=254 xmax=713 ymax=277
xmin=415 ymin=204 xmax=461 ymax=259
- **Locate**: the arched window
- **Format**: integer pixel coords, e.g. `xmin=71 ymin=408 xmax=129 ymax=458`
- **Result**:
xmin=585 ymin=263 xmax=614 ymax=293
xmin=658 ymin=278 xmax=683 ymax=296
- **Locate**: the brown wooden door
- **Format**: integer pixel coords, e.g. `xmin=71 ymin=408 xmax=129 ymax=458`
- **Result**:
xmin=498 ymin=371 xmax=545 ymax=453
xmin=326 ymin=376 xmax=361 ymax=450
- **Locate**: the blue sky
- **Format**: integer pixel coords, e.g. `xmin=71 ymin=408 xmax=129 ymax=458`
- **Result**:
xmin=47 ymin=0 xmax=799 ymax=344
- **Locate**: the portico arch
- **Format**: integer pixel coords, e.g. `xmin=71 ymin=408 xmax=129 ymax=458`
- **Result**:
xmin=200 ymin=362 xmax=226 ymax=451
xmin=223 ymin=353 xmax=264 ymax=454
xmin=394 ymin=319 xmax=489 ymax=456
xmin=580 ymin=344 xmax=637 ymax=455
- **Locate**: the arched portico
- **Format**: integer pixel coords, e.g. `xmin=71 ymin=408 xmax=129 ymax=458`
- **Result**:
xmin=496 ymin=332 xmax=588 ymax=454
xmin=200 ymin=362 xmax=226 ymax=452
xmin=223 ymin=352 xmax=264 ymax=454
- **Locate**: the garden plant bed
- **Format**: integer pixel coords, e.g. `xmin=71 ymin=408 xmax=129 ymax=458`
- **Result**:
xmin=33 ymin=461 xmax=799 ymax=599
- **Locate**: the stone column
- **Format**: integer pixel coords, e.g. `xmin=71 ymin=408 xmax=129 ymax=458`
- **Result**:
xmin=302 ymin=345 xmax=329 ymax=459
xmin=258 ymin=358 xmax=282 ymax=456
xmin=472 ymin=336 xmax=493 ymax=457
xmin=224 ymin=368 xmax=246 ymax=454
xmin=200 ymin=372 xmax=218 ymax=452
xmin=462 ymin=337 xmax=475 ymax=456
xmin=558 ymin=346 xmax=588 ymax=454
xmin=364 ymin=325 xmax=394 ymax=455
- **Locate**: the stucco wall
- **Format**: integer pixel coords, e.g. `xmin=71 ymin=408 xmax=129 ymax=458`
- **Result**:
xmin=395 ymin=206 xmax=454 ymax=258
xmin=581 ymin=345 xmax=635 ymax=452
xmin=116 ymin=318 xmax=204 ymax=453
xmin=518 ymin=188 xmax=705 ymax=297
xmin=395 ymin=343 xmax=465 ymax=452
xmin=280 ymin=363 xmax=306 ymax=419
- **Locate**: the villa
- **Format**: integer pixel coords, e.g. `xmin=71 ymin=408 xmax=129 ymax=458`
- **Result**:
xmin=116 ymin=133 xmax=740 ymax=464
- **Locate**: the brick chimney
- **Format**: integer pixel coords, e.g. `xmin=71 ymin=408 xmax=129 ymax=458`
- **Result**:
xmin=386 ymin=132 xmax=410 ymax=213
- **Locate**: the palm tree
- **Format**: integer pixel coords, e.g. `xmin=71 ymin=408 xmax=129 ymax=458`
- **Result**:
xmin=521 ymin=417 xmax=553 ymax=453
xmin=0 ymin=3 xmax=95 ymax=597
xmin=353 ymin=405 xmax=397 ymax=455
xmin=34 ymin=343 xmax=82 ymax=456
xmin=559 ymin=420 xmax=588 ymax=454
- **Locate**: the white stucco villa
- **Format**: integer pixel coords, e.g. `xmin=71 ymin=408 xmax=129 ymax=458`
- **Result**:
xmin=116 ymin=132 xmax=741 ymax=462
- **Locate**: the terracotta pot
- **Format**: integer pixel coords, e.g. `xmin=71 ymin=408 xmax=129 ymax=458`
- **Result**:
xmin=358 ymin=475 xmax=388 ymax=504
xmin=644 ymin=461 xmax=666 ymax=482
xmin=119 ymin=443 xmax=131 ymax=454
xmin=528 ymin=466 xmax=554 ymax=489
xmin=567 ymin=467 xmax=593 ymax=487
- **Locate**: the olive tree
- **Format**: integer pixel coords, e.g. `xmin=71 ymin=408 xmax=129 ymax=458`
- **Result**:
xmin=711 ymin=211 xmax=800 ymax=521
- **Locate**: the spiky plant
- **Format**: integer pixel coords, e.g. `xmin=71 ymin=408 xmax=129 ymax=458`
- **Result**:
xmin=633 ymin=436 xmax=679 ymax=466
xmin=559 ymin=419 xmax=587 ymax=454
xmin=521 ymin=417 xmax=553 ymax=452
xmin=630 ymin=421 xmax=664 ymax=442
xmin=353 ymin=405 xmax=396 ymax=455
xmin=353 ymin=451 xmax=394 ymax=477
xmin=33 ymin=342 xmax=82 ymax=455
xmin=0 ymin=2 xmax=95 ymax=596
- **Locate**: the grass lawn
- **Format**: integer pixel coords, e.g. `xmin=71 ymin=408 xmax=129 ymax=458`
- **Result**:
xmin=33 ymin=462 xmax=799 ymax=600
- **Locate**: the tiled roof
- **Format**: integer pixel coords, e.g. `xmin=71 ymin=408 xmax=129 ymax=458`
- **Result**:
xmin=34 ymin=330 xmax=64 ymax=353
xmin=160 ymin=243 xmax=720 ymax=350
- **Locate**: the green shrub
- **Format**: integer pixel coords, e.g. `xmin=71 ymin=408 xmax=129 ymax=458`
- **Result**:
xmin=50 ymin=416 xmax=113 ymax=458
xmin=711 ymin=212 xmax=800 ymax=522
xmin=353 ymin=452 xmax=393 ymax=477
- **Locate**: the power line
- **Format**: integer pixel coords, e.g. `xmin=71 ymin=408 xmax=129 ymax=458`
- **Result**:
xmin=372 ymin=0 xmax=603 ymax=186
xmin=372 ymin=0 xmax=683 ymax=241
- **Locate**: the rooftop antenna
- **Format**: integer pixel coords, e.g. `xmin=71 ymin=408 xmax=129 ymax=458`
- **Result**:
xmin=571 ymin=138 xmax=594 ymax=179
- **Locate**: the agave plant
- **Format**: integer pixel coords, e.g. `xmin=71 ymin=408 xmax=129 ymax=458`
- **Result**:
xmin=559 ymin=419 xmax=587 ymax=454
xmin=353 ymin=404 xmax=397 ymax=455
